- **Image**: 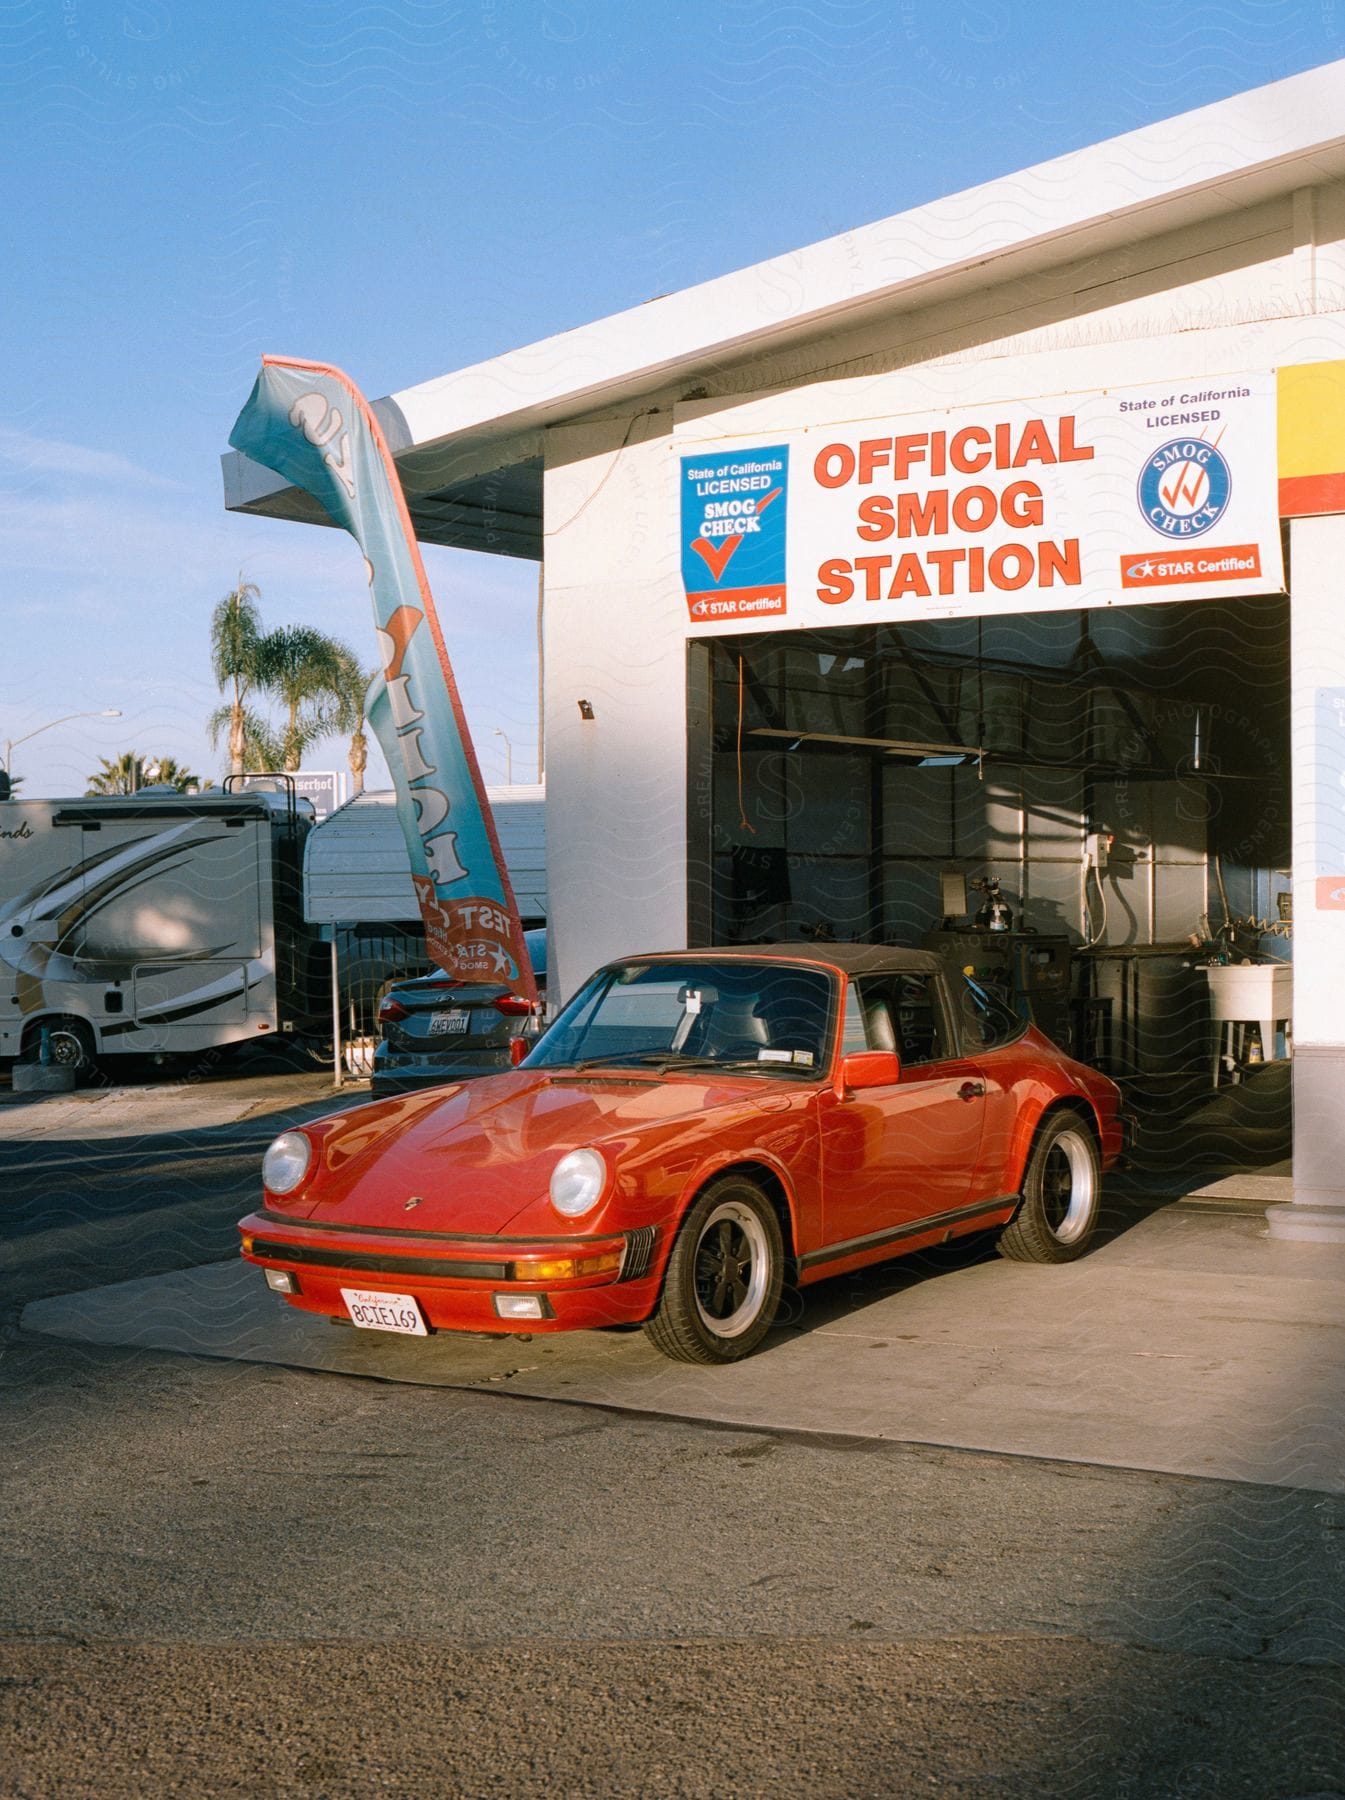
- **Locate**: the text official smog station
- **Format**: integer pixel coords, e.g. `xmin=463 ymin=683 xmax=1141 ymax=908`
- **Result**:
xmin=678 ymin=373 xmax=1284 ymax=632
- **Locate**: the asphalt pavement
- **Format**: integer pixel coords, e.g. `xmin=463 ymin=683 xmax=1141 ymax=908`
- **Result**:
xmin=5 ymin=1335 xmax=1345 ymax=1798
xmin=3 ymin=1069 xmax=1345 ymax=1798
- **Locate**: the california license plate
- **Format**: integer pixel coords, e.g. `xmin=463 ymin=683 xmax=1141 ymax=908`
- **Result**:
xmin=428 ymin=1011 xmax=470 ymax=1036
xmin=340 ymin=1288 xmax=428 ymax=1335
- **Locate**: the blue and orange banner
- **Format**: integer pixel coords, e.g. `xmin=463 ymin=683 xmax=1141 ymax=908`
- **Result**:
xmin=229 ymin=357 xmax=536 ymax=1000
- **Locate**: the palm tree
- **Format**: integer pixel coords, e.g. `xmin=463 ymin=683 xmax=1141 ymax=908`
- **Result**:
xmin=206 ymin=702 xmax=283 ymax=774
xmin=86 ymin=753 xmax=144 ymax=795
xmin=141 ymin=756 xmax=205 ymax=792
xmin=206 ymin=583 xmax=357 ymax=779
xmin=84 ymin=752 xmax=198 ymax=795
xmin=331 ymin=649 xmax=378 ymax=796
xmin=209 ymin=580 xmax=264 ymax=777
xmin=255 ymin=625 xmax=351 ymax=772
xmin=85 ymin=753 xmax=201 ymax=795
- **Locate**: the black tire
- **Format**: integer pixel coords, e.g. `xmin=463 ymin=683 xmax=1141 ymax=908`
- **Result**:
xmin=999 ymin=1111 xmax=1101 ymax=1264
xmin=29 ymin=1016 xmax=97 ymax=1084
xmin=643 ymin=1176 xmax=784 ymax=1364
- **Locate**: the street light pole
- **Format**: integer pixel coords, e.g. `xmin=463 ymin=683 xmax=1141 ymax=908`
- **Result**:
xmin=3 ymin=708 xmax=122 ymax=781
xmin=493 ymin=728 xmax=513 ymax=784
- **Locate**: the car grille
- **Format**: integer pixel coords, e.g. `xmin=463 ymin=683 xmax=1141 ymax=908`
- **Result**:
xmin=621 ymin=1226 xmax=656 ymax=1281
xmin=248 ymin=1239 xmax=510 ymax=1281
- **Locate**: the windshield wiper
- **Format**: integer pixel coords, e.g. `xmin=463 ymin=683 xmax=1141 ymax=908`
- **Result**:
xmin=569 ymin=1051 xmax=707 ymax=1072
xmin=568 ymin=1051 xmax=782 ymax=1075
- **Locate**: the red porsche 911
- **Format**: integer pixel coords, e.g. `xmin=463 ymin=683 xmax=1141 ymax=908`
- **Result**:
xmin=239 ymin=946 xmax=1124 ymax=1364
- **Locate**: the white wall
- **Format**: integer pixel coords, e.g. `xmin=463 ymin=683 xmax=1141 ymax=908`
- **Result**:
xmin=1290 ymin=514 xmax=1345 ymax=1047
xmin=543 ymin=408 xmax=688 ymax=998
xmin=1278 ymin=513 xmax=1345 ymax=1231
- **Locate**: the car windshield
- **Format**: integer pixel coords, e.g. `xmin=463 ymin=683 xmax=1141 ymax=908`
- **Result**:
xmin=528 ymin=959 xmax=836 ymax=1075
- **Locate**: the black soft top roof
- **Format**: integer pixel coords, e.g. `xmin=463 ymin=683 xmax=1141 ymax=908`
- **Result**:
xmin=633 ymin=943 xmax=946 ymax=978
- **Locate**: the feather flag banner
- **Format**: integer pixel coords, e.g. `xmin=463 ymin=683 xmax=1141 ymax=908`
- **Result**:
xmin=229 ymin=357 xmax=536 ymax=999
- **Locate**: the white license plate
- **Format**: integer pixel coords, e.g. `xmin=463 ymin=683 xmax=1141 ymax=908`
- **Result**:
xmin=340 ymin=1288 xmax=428 ymax=1335
xmin=428 ymin=1011 xmax=470 ymax=1036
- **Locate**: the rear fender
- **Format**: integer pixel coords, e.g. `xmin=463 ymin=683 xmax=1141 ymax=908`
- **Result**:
xmin=1007 ymin=1094 xmax=1103 ymax=1191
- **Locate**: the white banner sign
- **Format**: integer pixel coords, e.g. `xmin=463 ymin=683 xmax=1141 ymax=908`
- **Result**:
xmin=677 ymin=373 xmax=1284 ymax=632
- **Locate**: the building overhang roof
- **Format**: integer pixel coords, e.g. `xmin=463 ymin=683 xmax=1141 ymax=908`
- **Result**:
xmin=221 ymin=60 xmax=1345 ymax=559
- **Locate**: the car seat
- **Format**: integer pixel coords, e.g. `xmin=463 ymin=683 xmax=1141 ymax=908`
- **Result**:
xmin=862 ymin=999 xmax=897 ymax=1054
xmin=752 ymin=984 xmax=826 ymax=1057
xmin=690 ymin=998 xmax=770 ymax=1060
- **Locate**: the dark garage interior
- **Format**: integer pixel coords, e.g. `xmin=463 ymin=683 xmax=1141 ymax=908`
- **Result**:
xmin=688 ymin=594 xmax=1292 ymax=1174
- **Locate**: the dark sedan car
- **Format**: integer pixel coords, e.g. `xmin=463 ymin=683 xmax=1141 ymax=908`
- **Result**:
xmin=370 ymin=926 xmax=547 ymax=1097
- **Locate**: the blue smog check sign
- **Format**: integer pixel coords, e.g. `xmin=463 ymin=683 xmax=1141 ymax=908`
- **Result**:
xmin=1138 ymin=438 xmax=1232 ymax=538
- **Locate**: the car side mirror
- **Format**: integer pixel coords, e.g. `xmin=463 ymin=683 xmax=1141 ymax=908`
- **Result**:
xmin=841 ymin=1050 xmax=901 ymax=1090
xmin=509 ymin=1037 xmax=529 ymax=1067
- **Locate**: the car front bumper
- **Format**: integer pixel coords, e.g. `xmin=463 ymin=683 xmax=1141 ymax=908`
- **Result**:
xmin=238 ymin=1210 xmax=662 ymax=1335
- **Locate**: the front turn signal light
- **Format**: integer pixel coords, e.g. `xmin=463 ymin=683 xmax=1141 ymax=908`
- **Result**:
xmin=511 ymin=1249 xmax=624 ymax=1282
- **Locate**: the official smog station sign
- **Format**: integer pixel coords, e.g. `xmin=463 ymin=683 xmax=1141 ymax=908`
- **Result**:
xmin=678 ymin=373 xmax=1284 ymax=630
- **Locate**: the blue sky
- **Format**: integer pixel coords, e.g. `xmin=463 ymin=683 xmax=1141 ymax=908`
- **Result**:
xmin=3 ymin=0 xmax=1342 ymax=795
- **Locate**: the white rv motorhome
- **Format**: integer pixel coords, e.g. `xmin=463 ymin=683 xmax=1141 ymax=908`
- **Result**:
xmin=0 ymin=788 xmax=320 ymax=1073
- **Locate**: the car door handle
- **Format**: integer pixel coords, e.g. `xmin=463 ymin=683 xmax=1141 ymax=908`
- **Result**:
xmin=958 ymin=1080 xmax=985 ymax=1101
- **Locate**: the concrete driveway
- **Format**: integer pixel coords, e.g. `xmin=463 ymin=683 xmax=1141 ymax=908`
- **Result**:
xmin=21 ymin=1186 xmax=1345 ymax=1494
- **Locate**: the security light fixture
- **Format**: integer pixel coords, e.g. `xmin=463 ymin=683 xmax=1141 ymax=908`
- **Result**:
xmin=3 ymin=707 xmax=122 ymax=781
xmin=493 ymin=727 xmax=513 ymax=782
xmin=577 ymin=699 xmax=596 ymax=720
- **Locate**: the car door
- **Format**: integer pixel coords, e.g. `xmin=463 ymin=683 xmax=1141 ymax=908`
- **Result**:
xmin=945 ymin=973 xmax=1031 ymax=1199
xmin=818 ymin=971 xmax=988 ymax=1251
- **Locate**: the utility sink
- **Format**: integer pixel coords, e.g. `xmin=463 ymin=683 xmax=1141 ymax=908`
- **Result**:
xmin=1203 ymin=962 xmax=1293 ymax=1077
xmin=1202 ymin=962 xmax=1293 ymax=1022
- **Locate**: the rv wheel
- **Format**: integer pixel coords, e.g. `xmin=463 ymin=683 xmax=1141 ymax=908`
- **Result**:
xmin=33 ymin=1017 xmax=97 ymax=1083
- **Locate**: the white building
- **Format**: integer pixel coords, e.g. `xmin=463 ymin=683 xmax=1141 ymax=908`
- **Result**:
xmin=224 ymin=60 xmax=1345 ymax=1242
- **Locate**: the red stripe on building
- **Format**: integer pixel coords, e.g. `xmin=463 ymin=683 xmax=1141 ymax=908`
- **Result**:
xmin=1279 ymin=472 xmax=1345 ymax=517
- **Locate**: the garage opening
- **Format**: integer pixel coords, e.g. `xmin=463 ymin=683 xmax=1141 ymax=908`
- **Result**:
xmin=688 ymin=595 xmax=1291 ymax=1175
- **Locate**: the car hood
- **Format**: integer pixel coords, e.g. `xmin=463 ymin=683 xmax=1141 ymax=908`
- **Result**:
xmin=279 ymin=1066 xmax=795 ymax=1236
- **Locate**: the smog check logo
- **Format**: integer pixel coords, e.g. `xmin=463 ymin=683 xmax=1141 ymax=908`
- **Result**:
xmin=680 ymin=445 xmax=789 ymax=622
xmin=1138 ymin=438 xmax=1232 ymax=539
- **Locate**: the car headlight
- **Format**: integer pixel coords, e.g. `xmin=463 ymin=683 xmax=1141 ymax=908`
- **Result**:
xmin=263 ymin=1131 xmax=313 ymax=1196
xmin=549 ymin=1147 xmax=607 ymax=1217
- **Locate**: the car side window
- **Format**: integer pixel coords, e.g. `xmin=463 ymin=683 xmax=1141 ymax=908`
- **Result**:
xmin=853 ymin=974 xmax=949 ymax=1066
xmin=956 ymin=976 xmax=1025 ymax=1050
xmin=840 ymin=986 xmax=868 ymax=1054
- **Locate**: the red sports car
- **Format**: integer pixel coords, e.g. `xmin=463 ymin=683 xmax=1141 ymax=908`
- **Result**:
xmin=240 ymin=946 xmax=1123 ymax=1364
